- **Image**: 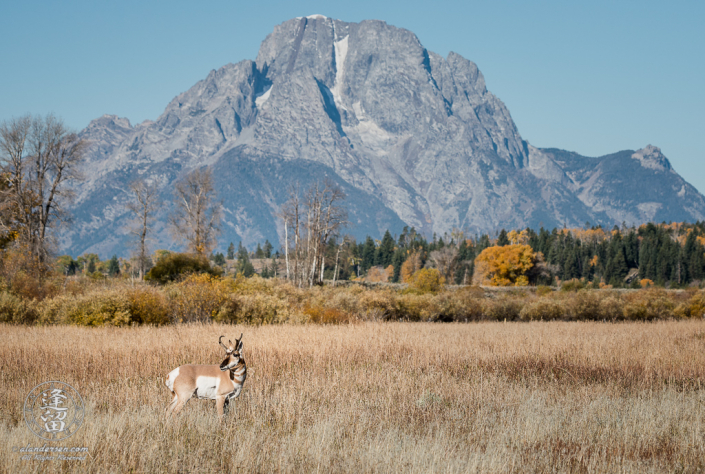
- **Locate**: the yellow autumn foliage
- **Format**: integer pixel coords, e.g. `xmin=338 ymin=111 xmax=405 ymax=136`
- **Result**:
xmin=473 ymin=244 xmax=535 ymax=286
xmin=400 ymin=251 xmax=422 ymax=283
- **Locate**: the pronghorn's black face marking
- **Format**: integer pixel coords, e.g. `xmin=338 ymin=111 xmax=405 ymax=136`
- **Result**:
xmin=219 ymin=334 xmax=244 ymax=372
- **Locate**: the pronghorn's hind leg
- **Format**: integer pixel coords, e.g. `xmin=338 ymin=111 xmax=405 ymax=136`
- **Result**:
xmin=168 ymin=391 xmax=192 ymax=417
xmin=166 ymin=392 xmax=179 ymax=417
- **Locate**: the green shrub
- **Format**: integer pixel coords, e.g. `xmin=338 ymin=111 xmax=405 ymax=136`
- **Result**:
xmin=145 ymin=253 xmax=219 ymax=284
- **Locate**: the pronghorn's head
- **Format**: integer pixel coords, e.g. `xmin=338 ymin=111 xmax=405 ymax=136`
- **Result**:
xmin=219 ymin=334 xmax=243 ymax=371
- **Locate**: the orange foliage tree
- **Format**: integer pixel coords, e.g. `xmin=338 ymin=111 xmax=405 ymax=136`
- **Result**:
xmin=365 ymin=265 xmax=394 ymax=283
xmin=473 ymin=244 xmax=535 ymax=286
xmin=400 ymin=251 xmax=422 ymax=283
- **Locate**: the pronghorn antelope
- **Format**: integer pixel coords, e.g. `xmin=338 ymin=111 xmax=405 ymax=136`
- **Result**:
xmin=165 ymin=334 xmax=247 ymax=419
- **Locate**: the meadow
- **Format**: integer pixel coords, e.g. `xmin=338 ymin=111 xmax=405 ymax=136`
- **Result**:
xmin=1 ymin=320 xmax=704 ymax=473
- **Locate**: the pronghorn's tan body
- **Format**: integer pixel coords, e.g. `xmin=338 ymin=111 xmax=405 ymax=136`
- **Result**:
xmin=166 ymin=335 xmax=247 ymax=419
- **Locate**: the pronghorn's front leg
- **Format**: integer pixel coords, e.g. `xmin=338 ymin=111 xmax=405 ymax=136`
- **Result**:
xmin=216 ymin=394 xmax=227 ymax=419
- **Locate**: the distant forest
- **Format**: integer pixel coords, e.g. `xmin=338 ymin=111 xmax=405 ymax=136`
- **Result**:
xmin=213 ymin=221 xmax=705 ymax=288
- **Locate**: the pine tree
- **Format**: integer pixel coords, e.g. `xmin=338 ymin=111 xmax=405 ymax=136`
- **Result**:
xmin=255 ymin=243 xmax=264 ymax=259
xmin=376 ymin=230 xmax=395 ymax=267
xmin=607 ymin=250 xmax=628 ymax=286
xmin=108 ymin=255 xmax=120 ymax=276
xmin=361 ymin=236 xmax=376 ymax=271
xmin=263 ymin=240 xmax=273 ymax=258
xmin=497 ymin=229 xmax=509 ymax=246
xmin=213 ymin=252 xmax=226 ymax=266
xmin=563 ymin=248 xmax=580 ymax=280
xmin=227 ymin=242 xmax=235 ymax=260
xmin=391 ymin=249 xmax=404 ymax=283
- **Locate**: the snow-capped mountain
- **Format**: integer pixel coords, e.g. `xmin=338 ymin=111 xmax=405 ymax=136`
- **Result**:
xmin=65 ymin=16 xmax=705 ymax=256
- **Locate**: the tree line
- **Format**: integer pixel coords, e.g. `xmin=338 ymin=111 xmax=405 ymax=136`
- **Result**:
xmin=3 ymin=114 xmax=704 ymax=289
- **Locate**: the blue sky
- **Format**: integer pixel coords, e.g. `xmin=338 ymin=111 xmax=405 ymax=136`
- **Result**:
xmin=2 ymin=0 xmax=704 ymax=194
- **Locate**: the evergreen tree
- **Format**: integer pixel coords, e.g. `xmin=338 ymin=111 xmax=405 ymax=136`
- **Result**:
xmin=376 ymin=230 xmax=395 ymax=267
xmin=108 ymin=255 xmax=120 ymax=276
xmin=263 ymin=240 xmax=273 ymax=258
xmin=477 ymin=234 xmax=491 ymax=253
xmin=213 ymin=252 xmax=226 ymax=266
xmin=607 ymin=251 xmax=628 ymax=286
xmin=235 ymin=242 xmax=255 ymax=276
xmin=227 ymin=242 xmax=235 ymax=260
xmin=255 ymin=243 xmax=264 ymax=259
xmin=563 ymin=247 xmax=580 ymax=280
xmin=497 ymin=229 xmax=509 ymax=246
xmin=361 ymin=236 xmax=376 ymax=271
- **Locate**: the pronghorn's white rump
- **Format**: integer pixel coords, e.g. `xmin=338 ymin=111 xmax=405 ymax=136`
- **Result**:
xmin=165 ymin=334 xmax=247 ymax=419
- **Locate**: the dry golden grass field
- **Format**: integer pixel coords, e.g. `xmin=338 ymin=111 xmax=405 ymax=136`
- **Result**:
xmin=1 ymin=321 xmax=705 ymax=473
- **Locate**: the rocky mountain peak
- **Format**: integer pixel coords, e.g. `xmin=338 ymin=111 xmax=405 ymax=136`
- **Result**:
xmin=631 ymin=145 xmax=672 ymax=172
xmin=63 ymin=17 xmax=705 ymax=257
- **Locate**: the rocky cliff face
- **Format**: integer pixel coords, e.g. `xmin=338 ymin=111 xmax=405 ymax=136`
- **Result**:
xmin=65 ymin=16 xmax=705 ymax=256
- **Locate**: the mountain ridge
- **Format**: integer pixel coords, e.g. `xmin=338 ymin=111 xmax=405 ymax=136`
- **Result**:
xmin=63 ymin=16 xmax=705 ymax=257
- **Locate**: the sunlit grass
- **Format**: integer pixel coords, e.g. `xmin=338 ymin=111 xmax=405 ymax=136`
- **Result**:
xmin=1 ymin=321 xmax=704 ymax=472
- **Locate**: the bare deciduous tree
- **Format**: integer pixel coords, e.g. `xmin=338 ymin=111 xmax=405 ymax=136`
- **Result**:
xmin=126 ymin=179 xmax=160 ymax=278
xmin=169 ymin=168 xmax=222 ymax=256
xmin=0 ymin=114 xmax=85 ymax=266
xmin=428 ymin=246 xmax=459 ymax=281
xmin=279 ymin=180 xmax=347 ymax=287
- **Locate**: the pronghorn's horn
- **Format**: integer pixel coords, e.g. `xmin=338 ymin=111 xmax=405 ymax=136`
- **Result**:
xmin=219 ymin=335 xmax=228 ymax=350
xmin=238 ymin=333 xmax=243 ymax=343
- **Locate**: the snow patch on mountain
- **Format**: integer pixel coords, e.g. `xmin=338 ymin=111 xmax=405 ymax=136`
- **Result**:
xmin=332 ymin=36 xmax=349 ymax=109
xmin=255 ymin=85 xmax=273 ymax=107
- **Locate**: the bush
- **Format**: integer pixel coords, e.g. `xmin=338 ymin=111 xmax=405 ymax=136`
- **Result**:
xmin=57 ymin=290 xmax=132 ymax=326
xmin=566 ymin=291 xmax=604 ymax=320
xmin=215 ymin=293 xmax=292 ymax=325
xmin=560 ymin=279 xmax=585 ymax=292
xmin=407 ymin=268 xmax=445 ymax=294
xmin=303 ymin=304 xmax=350 ymax=324
xmin=482 ymin=297 xmax=522 ymax=321
xmin=167 ymin=274 xmax=228 ymax=323
xmin=145 ymin=253 xmax=219 ymax=284
xmin=674 ymin=291 xmax=705 ymax=318
xmin=0 ymin=291 xmax=40 ymax=324
xmin=623 ymin=289 xmax=675 ymax=321
xmin=599 ymin=295 xmax=625 ymax=321
xmin=127 ymin=287 xmax=170 ymax=325
xmin=519 ymin=299 xmax=565 ymax=321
